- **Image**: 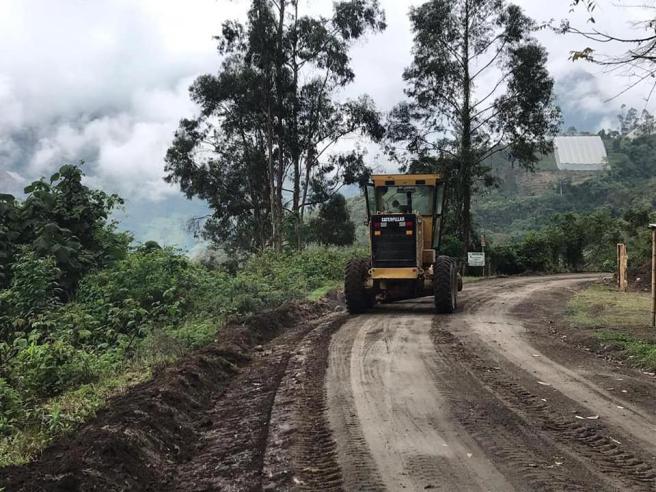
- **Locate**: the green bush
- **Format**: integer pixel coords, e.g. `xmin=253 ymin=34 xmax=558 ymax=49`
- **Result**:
xmin=10 ymin=341 xmax=99 ymax=399
xmin=0 ymin=252 xmax=61 ymax=318
xmin=489 ymin=244 xmax=523 ymax=275
xmin=515 ymin=231 xmax=558 ymax=272
xmin=73 ymin=249 xmax=199 ymax=343
xmin=0 ymin=378 xmax=21 ymax=435
xmin=2 ymin=164 xmax=129 ymax=295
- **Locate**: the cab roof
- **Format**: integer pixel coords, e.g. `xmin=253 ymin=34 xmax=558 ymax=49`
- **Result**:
xmin=371 ymin=174 xmax=442 ymax=187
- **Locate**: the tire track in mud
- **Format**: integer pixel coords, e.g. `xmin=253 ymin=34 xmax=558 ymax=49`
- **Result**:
xmin=325 ymin=276 xmax=656 ymax=491
xmin=263 ymin=314 xmax=347 ymax=491
xmin=326 ymin=310 xmax=514 ymax=491
xmin=431 ymin=326 xmax=656 ymax=491
xmin=325 ymin=317 xmax=387 ymax=491
xmin=428 ymin=325 xmax=599 ymax=491
xmin=171 ymin=323 xmax=311 ymax=490
xmin=172 ymin=313 xmax=347 ymax=491
xmin=430 ymin=275 xmax=656 ymax=491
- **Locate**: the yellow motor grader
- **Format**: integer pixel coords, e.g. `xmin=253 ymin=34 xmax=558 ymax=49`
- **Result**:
xmin=344 ymin=173 xmax=461 ymax=314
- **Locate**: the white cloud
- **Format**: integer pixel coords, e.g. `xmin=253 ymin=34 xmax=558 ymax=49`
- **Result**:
xmin=0 ymin=0 xmax=247 ymax=200
xmin=1 ymin=0 xmax=655 ymax=203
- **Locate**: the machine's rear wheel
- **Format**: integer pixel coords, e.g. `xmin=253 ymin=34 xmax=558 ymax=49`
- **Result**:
xmin=345 ymin=258 xmax=371 ymax=314
xmin=434 ymin=256 xmax=457 ymax=314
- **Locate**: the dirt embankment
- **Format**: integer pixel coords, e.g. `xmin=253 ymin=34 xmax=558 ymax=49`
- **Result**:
xmin=0 ymin=298 xmax=345 ymax=491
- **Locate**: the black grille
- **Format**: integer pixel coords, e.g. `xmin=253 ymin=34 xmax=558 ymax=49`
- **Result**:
xmin=371 ymin=214 xmax=416 ymax=267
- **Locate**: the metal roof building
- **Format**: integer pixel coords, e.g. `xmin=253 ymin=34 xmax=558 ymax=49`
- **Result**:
xmin=553 ymin=136 xmax=608 ymax=171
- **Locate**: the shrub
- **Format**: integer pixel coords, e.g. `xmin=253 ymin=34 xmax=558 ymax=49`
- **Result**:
xmin=490 ymin=244 xmax=523 ymax=275
xmin=515 ymin=232 xmax=558 ymax=272
xmin=0 ymin=378 xmax=21 ymax=435
xmin=0 ymin=252 xmax=62 ymax=343
xmin=10 ymin=341 xmax=98 ymax=399
xmin=0 ymin=252 xmax=61 ymax=317
xmin=75 ymin=249 xmax=199 ymax=342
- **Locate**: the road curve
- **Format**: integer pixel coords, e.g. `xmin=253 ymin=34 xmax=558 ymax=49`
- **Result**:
xmin=326 ymin=275 xmax=656 ymax=491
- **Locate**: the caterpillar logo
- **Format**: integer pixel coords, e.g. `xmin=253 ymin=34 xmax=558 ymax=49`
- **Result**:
xmin=381 ymin=216 xmax=405 ymax=222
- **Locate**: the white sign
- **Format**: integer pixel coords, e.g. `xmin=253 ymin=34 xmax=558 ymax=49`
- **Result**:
xmin=468 ymin=252 xmax=486 ymax=267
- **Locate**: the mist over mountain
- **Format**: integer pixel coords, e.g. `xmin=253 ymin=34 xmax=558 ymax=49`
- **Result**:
xmin=555 ymin=70 xmax=618 ymax=132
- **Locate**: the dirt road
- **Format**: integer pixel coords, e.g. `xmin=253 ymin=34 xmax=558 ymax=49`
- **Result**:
xmin=327 ymin=275 xmax=656 ymax=491
xmin=5 ymin=275 xmax=656 ymax=491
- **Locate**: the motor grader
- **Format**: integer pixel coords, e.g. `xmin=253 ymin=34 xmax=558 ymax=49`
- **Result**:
xmin=344 ymin=173 xmax=461 ymax=314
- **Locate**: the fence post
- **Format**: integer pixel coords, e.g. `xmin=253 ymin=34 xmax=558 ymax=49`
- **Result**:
xmin=617 ymin=243 xmax=628 ymax=293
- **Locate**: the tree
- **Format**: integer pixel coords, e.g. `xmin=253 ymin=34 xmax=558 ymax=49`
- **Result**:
xmin=308 ymin=194 xmax=355 ymax=246
xmin=618 ymin=105 xmax=639 ymax=136
xmin=387 ymin=0 xmax=560 ymax=260
xmin=0 ymin=164 xmax=129 ymax=295
xmin=613 ymin=105 xmax=656 ymax=137
xmin=165 ymin=0 xmax=386 ymax=253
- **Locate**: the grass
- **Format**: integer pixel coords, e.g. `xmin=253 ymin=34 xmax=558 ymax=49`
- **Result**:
xmin=596 ymin=331 xmax=656 ymax=370
xmin=308 ymin=280 xmax=340 ymax=301
xmin=567 ymin=284 xmax=651 ymax=328
xmin=567 ymin=283 xmax=656 ymax=371
xmin=0 ymin=367 xmax=151 ymax=467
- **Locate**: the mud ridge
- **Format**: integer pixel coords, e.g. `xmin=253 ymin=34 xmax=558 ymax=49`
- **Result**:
xmin=263 ymin=314 xmax=347 ymax=491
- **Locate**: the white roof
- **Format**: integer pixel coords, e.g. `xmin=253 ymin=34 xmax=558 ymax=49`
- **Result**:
xmin=553 ymin=136 xmax=608 ymax=171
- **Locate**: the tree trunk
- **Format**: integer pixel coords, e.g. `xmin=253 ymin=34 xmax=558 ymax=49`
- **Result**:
xmin=266 ymin=101 xmax=278 ymax=250
xmin=272 ymin=0 xmax=286 ymax=251
xmin=291 ymin=1 xmax=303 ymax=250
xmin=460 ymin=0 xmax=473 ymax=266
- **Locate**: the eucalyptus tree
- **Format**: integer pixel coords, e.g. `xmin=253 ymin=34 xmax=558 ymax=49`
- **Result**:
xmin=388 ymin=0 xmax=560 ymax=258
xmin=165 ymin=0 xmax=385 ymax=252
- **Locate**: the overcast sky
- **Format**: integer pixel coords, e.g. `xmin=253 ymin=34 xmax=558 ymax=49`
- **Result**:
xmin=0 ymin=0 xmax=651 ymax=203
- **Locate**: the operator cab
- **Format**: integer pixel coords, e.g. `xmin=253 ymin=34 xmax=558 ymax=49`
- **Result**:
xmin=344 ymin=173 xmax=458 ymax=314
xmin=365 ymin=175 xmax=446 ymax=271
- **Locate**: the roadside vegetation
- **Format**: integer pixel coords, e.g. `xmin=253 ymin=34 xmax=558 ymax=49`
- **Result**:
xmin=567 ymin=284 xmax=656 ymax=371
xmin=0 ymin=165 xmax=363 ymax=466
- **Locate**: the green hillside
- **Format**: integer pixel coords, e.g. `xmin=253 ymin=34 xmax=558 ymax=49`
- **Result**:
xmin=474 ymin=135 xmax=656 ymax=242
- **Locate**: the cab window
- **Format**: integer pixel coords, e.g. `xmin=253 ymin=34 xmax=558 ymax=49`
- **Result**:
xmin=375 ymin=185 xmax=435 ymax=215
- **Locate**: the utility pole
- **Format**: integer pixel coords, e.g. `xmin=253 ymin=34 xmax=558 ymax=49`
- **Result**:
xmin=650 ymin=224 xmax=656 ymax=328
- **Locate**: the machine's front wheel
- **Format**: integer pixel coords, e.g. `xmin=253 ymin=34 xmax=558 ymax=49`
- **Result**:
xmin=345 ymin=258 xmax=372 ymax=314
xmin=434 ymin=256 xmax=457 ymax=314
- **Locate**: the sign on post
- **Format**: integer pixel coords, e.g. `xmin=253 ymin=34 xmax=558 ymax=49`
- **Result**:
xmin=468 ymin=252 xmax=485 ymax=267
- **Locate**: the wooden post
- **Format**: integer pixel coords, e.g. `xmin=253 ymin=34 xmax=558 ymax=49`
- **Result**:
xmin=650 ymin=225 xmax=656 ymax=328
xmin=617 ymin=243 xmax=621 ymax=290
xmin=617 ymin=243 xmax=628 ymax=293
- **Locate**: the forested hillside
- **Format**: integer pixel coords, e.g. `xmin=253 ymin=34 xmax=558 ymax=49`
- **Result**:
xmin=474 ymin=135 xmax=656 ymax=239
